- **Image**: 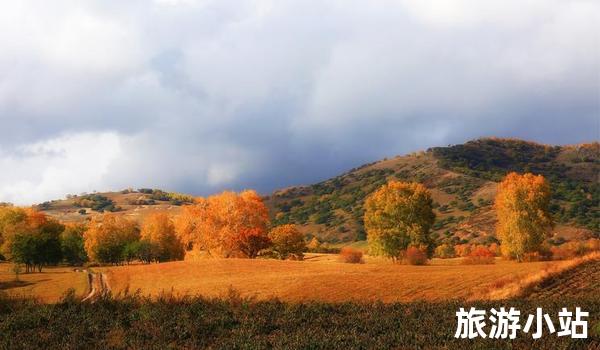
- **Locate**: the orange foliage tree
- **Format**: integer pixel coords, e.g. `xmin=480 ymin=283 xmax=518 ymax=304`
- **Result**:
xmin=174 ymin=190 xmax=270 ymax=258
xmin=364 ymin=181 xmax=435 ymax=262
xmin=268 ymin=224 xmax=305 ymax=260
xmin=140 ymin=212 xmax=184 ymax=262
xmin=84 ymin=214 xmax=140 ymax=264
xmin=495 ymin=172 xmax=553 ymax=261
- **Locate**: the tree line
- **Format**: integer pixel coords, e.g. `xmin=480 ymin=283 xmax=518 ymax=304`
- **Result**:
xmin=0 ymin=190 xmax=306 ymax=271
xmin=0 ymin=171 xmax=591 ymax=272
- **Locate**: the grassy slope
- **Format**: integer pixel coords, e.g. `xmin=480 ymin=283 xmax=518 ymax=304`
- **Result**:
xmin=265 ymin=139 xmax=599 ymax=245
xmin=40 ymin=191 xmax=184 ymax=224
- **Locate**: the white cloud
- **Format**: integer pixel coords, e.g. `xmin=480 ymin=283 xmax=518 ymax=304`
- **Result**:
xmin=0 ymin=0 xmax=597 ymax=204
xmin=0 ymin=132 xmax=122 ymax=205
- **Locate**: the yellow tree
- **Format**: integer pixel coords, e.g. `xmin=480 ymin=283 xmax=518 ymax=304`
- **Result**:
xmin=495 ymin=172 xmax=553 ymax=261
xmin=140 ymin=212 xmax=184 ymax=262
xmin=269 ymin=224 xmax=305 ymax=260
xmin=84 ymin=214 xmax=140 ymax=264
xmin=174 ymin=198 xmax=208 ymax=252
xmin=364 ymin=181 xmax=435 ymax=262
xmin=306 ymin=237 xmax=321 ymax=251
xmin=0 ymin=206 xmax=27 ymax=247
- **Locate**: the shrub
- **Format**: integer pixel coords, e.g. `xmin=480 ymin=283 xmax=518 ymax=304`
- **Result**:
xmin=405 ymin=246 xmax=428 ymax=265
xmin=454 ymin=243 xmax=472 ymax=257
xmin=463 ymin=246 xmax=495 ymax=265
xmin=339 ymin=247 xmax=364 ymax=264
xmin=550 ymin=239 xmax=600 ymax=260
xmin=488 ymin=243 xmax=501 ymax=256
xmin=434 ymin=243 xmax=455 ymax=258
xmin=521 ymin=244 xmax=553 ymax=262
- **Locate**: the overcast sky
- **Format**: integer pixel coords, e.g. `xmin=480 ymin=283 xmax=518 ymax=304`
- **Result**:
xmin=0 ymin=0 xmax=598 ymax=205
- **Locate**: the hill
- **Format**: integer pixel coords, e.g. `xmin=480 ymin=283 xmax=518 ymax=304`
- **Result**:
xmin=33 ymin=189 xmax=188 ymax=224
xmin=33 ymin=138 xmax=599 ymax=246
xmin=264 ymin=138 xmax=599 ymax=245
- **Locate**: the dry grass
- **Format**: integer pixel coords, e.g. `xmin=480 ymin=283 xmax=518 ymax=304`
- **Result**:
xmin=100 ymin=254 xmax=557 ymax=303
xmin=0 ymin=263 xmax=88 ymax=302
xmin=474 ymin=252 xmax=600 ymax=300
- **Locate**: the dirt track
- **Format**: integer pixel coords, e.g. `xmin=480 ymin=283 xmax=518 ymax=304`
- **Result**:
xmin=82 ymin=270 xmax=110 ymax=302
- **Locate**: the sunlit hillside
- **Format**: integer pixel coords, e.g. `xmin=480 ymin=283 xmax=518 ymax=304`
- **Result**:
xmin=33 ymin=138 xmax=599 ymax=247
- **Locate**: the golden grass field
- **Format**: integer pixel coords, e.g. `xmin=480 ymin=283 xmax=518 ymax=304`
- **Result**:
xmin=1 ymin=255 xmax=574 ymax=303
xmin=97 ymin=254 xmax=559 ymax=303
xmin=0 ymin=263 xmax=88 ymax=302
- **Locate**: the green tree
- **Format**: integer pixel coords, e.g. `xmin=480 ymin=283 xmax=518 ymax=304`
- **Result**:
xmin=122 ymin=240 xmax=159 ymax=264
xmin=364 ymin=181 xmax=435 ymax=262
xmin=84 ymin=215 xmax=140 ymax=265
xmin=61 ymin=224 xmax=88 ymax=265
xmin=1 ymin=209 xmax=63 ymax=273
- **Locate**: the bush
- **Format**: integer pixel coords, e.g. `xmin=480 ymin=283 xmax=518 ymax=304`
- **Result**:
xmin=405 ymin=246 xmax=428 ymax=265
xmin=338 ymin=247 xmax=364 ymax=264
xmin=462 ymin=246 xmax=495 ymax=265
xmin=454 ymin=243 xmax=472 ymax=257
xmin=434 ymin=244 xmax=455 ymax=258
xmin=550 ymin=239 xmax=600 ymax=260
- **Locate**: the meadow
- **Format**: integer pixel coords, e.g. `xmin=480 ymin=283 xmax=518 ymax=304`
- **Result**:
xmin=0 ymin=255 xmax=559 ymax=303
xmin=0 ymin=263 xmax=88 ymax=303
xmin=101 ymin=255 xmax=561 ymax=302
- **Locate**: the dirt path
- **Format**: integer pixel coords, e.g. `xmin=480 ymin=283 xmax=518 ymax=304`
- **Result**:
xmin=82 ymin=270 xmax=110 ymax=302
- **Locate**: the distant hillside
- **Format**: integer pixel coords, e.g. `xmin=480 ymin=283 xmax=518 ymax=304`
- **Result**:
xmin=34 ymin=189 xmax=190 ymax=224
xmin=35 ymin=138 xmax=599 ymax=246
xmin=264 ymin=138 xmax=599 ymax=245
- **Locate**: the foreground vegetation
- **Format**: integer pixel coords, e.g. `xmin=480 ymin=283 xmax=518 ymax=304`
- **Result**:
xmin=0 ymin=292 xmax=597 ymax=349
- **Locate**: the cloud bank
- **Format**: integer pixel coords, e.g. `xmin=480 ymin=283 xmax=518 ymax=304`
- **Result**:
xmin=0 ymin=0 xmax=598 ymax=204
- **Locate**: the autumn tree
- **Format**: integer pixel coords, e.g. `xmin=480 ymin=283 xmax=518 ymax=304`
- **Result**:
xmin=269 ymin=224 xmax=306 ymax=260
xmin=364 ymin=181 xmax=435 ymax=262
xmin=140 ymin=212 xmax=184 ymax=262
xmin=174 ymin=190 xmax=270 ymax=258
xmin=0 ymin=206 xmax=27 ymax=248
xmin=84 ymin=214 xmax=140 ymax=264
xmin=0 ymin=208 xmax=63 ymax=273
xmin=495 ymin=172 xmax=553 ymax=261
xmin=232 ymin=191 xmax=271 ymax=258
xmin=61 ymin=223 xmax=88 ymax=265
xmin=306 ymin=237 xmax=321 ymax=251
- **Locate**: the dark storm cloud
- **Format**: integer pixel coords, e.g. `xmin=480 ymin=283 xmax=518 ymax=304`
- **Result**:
xmin=0 ymin=0 xmax=598 ymax=204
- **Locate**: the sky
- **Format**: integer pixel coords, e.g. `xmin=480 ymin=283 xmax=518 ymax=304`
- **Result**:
xmin=0 ymin=0 xmax=599 ymax=205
